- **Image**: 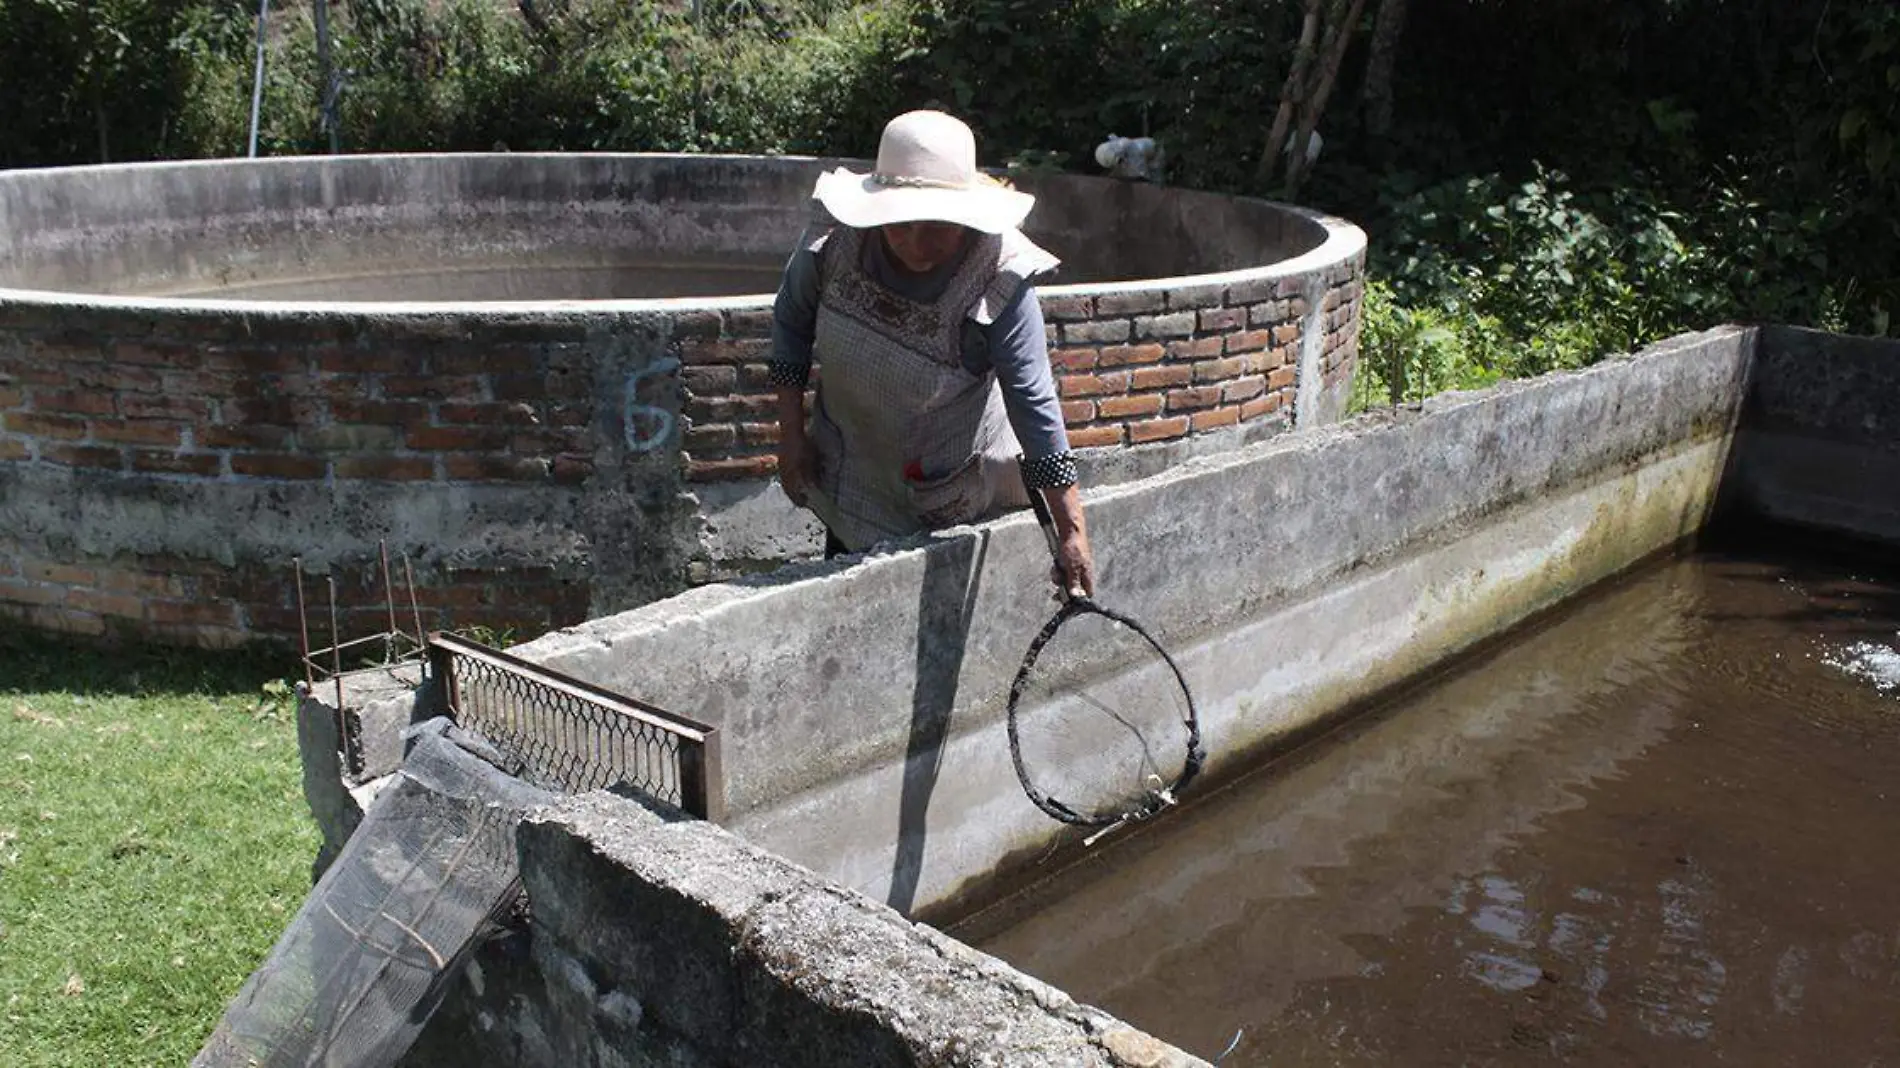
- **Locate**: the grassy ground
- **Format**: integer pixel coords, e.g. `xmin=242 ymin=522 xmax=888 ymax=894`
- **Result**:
xmin=0 ymin=626 xmax=316 ymax=1067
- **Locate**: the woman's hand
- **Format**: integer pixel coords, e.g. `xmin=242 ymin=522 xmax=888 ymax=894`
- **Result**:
xmin=775 ymin=386 xmax=817 ymax=508
xmin=1042 ymin=484 xmax=1095 ymax=599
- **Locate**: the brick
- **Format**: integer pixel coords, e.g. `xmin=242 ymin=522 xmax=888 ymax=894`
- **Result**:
xmin=1224 ymin=277 xmax=1278 ymax=306
xmin=1067 ymin=425 xmax=1126 ymax=448
xmin=302 ymin=425 xmax=403 ymax=451
xmin=685 ymin=455 xmax=773 ymax=481
xmin=24 ymin=561 xmax=96 ymax=585
xmin=149 ymin=599 xmax=239 ymax=627
xmin=1222 ymin=377 xmax=1268 ymax=403
xmin=0 ymin=386 xmax=22 ymax=408
xmin=1131 ymin=365 xmax=1194 ymax=391
xmin=1226 ymin=329 xmax=1276 ymax=354
xmin=685 ymin=424 xmax=737 ymax=451
xmin=441 ymin=455 xmax=551 ymax=481
xmin=40 ymin=444 xmax=123 ymax=469
xmin=201 ymin=424 xmax=295 ymax=450
xmin=1061 ymin=319 xmax=1131 ymax=345
xmin=5 ymin=412 xmax=87 ymax=439
xmin=98 ymin=569 xmax=187 ymax=598
xmin=1166 ymin=282 xmax=1226 ymax=310
xmin=1050 ymin=348 xmax=1099 ymax=372
xmin=406 ymin=426 xmax=511 ymax=451
xmin=331 ymin=399 xmax=433 ymax=426
xmin=1097 ymin=344 xmax=1166 ymax=368
xmin=1268 ymin=366 xmax=1297 ymax=390
xmin=66 ymin=588 xmax=145 ymax=619
xmin=18 ymin=605 xmax=106 ymax=637
xmin=1197 ymin=307 xmax=1246 ymax=333
xmin=1166 ymin=338 xmax=1224 ymax=361
xmin=1191 ymin=406 xmax=1241 ymax=431
xmin=133 ymin=451 xmax=223 ymax=477
xmin=429 ymin=345 xmax=544 ymax=376
xmin=335 ymin=456 xmax=435 ymax=480
xmin=1061 ymin=399 xmax=1097 ymax=424
xmin=681 ymin=365 xmax=738 ymax=395
xmin=551 ymin=454 xmax=594 ymax=485
xmin=681 ymin=339 xmax=771 ymax=365
xmin=1058 ymin=372 xmax=1130 ymax=398
xmin=1248 ymin=301 xmax=1291 ymax=327
xmin=203 ymin=347 xmax=308 ymax=375
xmin=385 ymin=375 xmax=486 ymax=401
xmin=110 ymin=340 xmax=192 ymax=366
xmin=1098 ymin=393 xmax=1165 ymax=419
xmin=1128 ymin=417 xmax=1190 ymax=444
xmin=1038 ymin=294 xmax=1094 ymax=321
xmin=739 ymin=422 xmax=779 ymax=447
xmin=1273 ymin=324 xmax=1301 ymax=345
xmin=0 ymin=580 xmax=64 ymax=607
xmin=1095 ymin=290 xmax=1167 ymax=316
xmin=1275 ymin=277 xmax=1309 ymax=300
xmin=92 ymin=421 xmax=184 ymax=447
xmin=1241 ymin=393 xmax=1286 ymax=421
xmin=722 ymin=309 xmax=777 ymax=338
xmin=1193 ymin=357 xmax=1251 ymax=383
xmin=228 ymin=452 xmax=323 ymax=479
xmin=36 ymin=388 xmax=123 ymax=416
xmin=121 ymin=394 xmax=208 ymax=421
xmin=1165 ymin=386 xmax=1223 ymax=412
xmin=1135 ymin=313 xmax=1196 ymax=340
xmin=669 ymin=310 xmax=724 ymax=340
xmin=684 ymin=395 xmax=777 ymax=423
xmin=0 ymin=438 xmax=28 ymax=461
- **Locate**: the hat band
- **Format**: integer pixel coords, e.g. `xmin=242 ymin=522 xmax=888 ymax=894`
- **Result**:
xmin=871 ymin=172 xmax=973 ymax=191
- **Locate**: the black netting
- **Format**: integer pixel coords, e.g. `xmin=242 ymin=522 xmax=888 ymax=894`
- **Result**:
xmin=1007 ymin=600 xmax=1204 ymax=828
xmin=194 ymin=720 xmax=556 ymax=1068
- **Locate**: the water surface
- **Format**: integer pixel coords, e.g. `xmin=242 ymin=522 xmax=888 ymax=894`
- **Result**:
xmin=955 ymin=548 xmax=1900 ymax=1066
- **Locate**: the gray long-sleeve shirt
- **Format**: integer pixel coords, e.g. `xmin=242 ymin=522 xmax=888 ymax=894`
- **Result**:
xmin=767 ymin=233 xmax=1075 ymax=485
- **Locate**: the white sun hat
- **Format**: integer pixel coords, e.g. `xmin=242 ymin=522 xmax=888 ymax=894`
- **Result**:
xmin=813 ymin=110 xmax=1036 ymax=235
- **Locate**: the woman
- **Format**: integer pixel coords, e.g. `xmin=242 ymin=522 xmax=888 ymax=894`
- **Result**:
xmin=769 ymin=110 xmax=1096 ymax=597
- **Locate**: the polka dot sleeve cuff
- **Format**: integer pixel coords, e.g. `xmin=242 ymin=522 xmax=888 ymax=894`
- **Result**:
xmin=767 ymin=360 xmax=811 ymax=389
xmin=1020 ymin=451 xmax=1079 ymax=489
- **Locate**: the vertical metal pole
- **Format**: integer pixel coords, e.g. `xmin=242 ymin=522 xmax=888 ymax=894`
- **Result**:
xmin=403 ymin=554 xmax=426 ymax=656
xmin=314 ymin=0 xmax=340 ymax=154
xmin=327 ymin=573 xmax=343 ymax=712
xmin=379 ymin=539 xmax=398 ymax=646
xmin=247 ymin=0 xmax=270 ymax=157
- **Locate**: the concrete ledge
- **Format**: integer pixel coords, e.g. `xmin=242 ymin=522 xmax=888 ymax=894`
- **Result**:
xmin=468 ymin=791 xmax=1209 ymax=1068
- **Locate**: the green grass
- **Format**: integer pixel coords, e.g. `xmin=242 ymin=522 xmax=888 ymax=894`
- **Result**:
xmin=0 ymin=626 xmax=316 ymax=1067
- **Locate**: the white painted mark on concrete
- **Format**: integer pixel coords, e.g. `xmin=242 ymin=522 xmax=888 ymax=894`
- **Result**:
xmin=623 ymin=357 xmax=681 ymax=452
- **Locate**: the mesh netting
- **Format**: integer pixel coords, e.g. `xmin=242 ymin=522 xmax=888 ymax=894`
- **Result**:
xmin=194 ymin=720 xmax=555 ymax=1068
xmin=1007 ymin=599 xmax=1204 ymax=828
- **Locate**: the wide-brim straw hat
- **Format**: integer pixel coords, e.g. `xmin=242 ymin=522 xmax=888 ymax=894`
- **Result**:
xmin=814 ymin=110 xmax=1036 ymax=235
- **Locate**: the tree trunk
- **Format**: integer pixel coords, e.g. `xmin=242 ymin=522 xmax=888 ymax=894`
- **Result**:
xmin=1258 ymin=0 xmax=1323 ymax=189
xmin=1361 ymin=0 xmax=1409 ymax=139
xmin=1284 ymin=0 xmax=1366 ymax=197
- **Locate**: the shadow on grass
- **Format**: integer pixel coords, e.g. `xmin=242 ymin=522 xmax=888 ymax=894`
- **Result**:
xmin=0 ymin=623 xmax=295 ymax=698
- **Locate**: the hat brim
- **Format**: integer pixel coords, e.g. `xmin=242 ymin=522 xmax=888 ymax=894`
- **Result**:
xmin=812 ymin=168 xmax=1035 ymax=235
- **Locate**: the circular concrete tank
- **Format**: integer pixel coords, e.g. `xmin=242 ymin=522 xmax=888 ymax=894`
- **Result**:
xmin=0 ymin=154 xmax=1365 ymax=647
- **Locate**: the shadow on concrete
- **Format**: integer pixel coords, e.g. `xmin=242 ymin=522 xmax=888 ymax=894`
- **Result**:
xmin=888 ymin=532 xmax=990 ymax=915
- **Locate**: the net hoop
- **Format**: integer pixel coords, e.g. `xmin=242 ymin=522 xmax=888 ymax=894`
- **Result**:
xmin=1005 ymin=595 xmax=1205 ymax=827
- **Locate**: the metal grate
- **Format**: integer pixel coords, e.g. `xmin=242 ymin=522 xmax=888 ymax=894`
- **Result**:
xmin=427 ymin=632 xmax=724 ymax=821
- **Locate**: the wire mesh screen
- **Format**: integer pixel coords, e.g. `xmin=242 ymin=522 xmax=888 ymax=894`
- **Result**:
xmin=428 ymin=632 xmax=724 ymax=821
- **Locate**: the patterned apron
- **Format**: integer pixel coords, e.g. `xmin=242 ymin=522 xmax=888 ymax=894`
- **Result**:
xmin=804 ymin=226 xmax=1058 ymax=552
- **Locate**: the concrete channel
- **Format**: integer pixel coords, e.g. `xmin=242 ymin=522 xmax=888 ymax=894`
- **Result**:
xmin=300 ymin=323 xmax=1895 ymax=1065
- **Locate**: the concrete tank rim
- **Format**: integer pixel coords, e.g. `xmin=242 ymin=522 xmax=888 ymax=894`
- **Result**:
xmin=0 ymin=152 xmax=1367 ymax=318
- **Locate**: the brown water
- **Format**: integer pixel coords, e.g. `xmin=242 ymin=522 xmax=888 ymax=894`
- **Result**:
xmin=954 ymin=547 xmax=1900 ymax=1066
xmin=152 ymin=262 xmax=783 ymax=301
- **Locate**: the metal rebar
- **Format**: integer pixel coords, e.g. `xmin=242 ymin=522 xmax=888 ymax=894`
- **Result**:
xmin=403 ymin=554 xmax=425 ymax=656
xmin=328 ymin=573 xmax=343 ymax=711
xmin=379 ymin=539 xmax=399 ymax=659
xmin=293 ymin=555 xmax=314 ymax=687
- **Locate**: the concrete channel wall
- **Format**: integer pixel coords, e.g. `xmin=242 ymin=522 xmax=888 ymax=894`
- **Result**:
xmin=290 ymin=322 xmax=1900 ymax=1066
xmin=0 ymin=154 xmax=1363 ymax=648
xmin=505 ymin=325 xmax=1755 ymax=917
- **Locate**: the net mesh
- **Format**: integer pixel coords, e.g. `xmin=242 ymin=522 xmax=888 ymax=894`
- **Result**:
xmin=1008 ymin=601 xmax=1200 ymax=827
xmin=194 ymin=720 xmax=555 ymax=1068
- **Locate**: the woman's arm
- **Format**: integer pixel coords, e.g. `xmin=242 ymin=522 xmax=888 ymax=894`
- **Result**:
xmin=769 ymin=246 xmax=823 ymax=506
xmin=988 ymin=287 xmax=1096 ymax=597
